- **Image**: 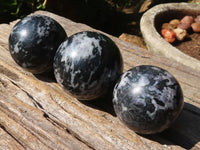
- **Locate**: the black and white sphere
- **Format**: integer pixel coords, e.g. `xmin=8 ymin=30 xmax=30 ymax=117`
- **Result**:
xmin=54 ymin=31 xmax=123 ymax=100
xmin=113 ymin=65 xmax=183 ymax=134
xmin=9 ymin=15 xmax=67 ymax=74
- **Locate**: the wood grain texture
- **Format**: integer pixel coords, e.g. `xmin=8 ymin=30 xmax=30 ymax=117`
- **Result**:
xmin=0 ymin=10 xmax=199 ymax=150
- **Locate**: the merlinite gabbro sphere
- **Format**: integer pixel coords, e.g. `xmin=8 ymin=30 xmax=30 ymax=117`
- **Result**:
xmin=113 ymin=65 xmax=183 ymax=134
xmin=54 ymin=31 xmax=123 ymax=100
xmin=9 ymin=15 xmax=67 ymax=74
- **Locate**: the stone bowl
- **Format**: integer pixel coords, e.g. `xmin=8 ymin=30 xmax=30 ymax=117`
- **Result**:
xmin=140 ymin=3 xmax=200 ymax=71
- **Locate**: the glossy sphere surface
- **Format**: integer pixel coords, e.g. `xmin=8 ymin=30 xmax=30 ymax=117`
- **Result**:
xmin=9 ymin=15 xmax=67 ymax=74
xmin=54 ymin=31 xmax=123 ymax=100
xmin=113 ymin=65 xmax=183 ymax=134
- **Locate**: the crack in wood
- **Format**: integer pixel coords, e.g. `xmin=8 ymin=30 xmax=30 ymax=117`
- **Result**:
xmin=0 ymin=123 xmax=28 ymax=150
xmin=9 ymin=80 xmax=44 ymax=110
xmin=0 ymin=96 xmax=90 ymax=150
xmin=0 ymin=77 xmax=95 ymax=149
xmin=0 ymin=77 xmax=8 ymax=89
xmin=0 ymin=64 xmax=20 ymax=81
xmin=45 ymin=111 xmax=95 ymax=150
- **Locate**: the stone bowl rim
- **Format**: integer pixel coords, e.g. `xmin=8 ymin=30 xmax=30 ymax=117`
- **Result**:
xmin=140 ymin=2 xmax=200 ymax=71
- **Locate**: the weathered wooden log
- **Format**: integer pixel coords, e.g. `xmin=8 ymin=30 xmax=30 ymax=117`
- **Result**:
xmin=0 ymin=11 xmax=200 ymax=150
xmin=0 ymin=127 xmax=25 ymax=150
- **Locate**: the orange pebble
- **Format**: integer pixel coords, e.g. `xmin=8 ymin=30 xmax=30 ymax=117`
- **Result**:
xmin=161 ymin=29 xmax=176 ymax=43
xmin=191 ymin=22 xmax=200 ymax=32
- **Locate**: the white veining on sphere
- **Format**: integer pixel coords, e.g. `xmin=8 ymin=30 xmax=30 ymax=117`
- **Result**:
xmin=145 ymin=69 xmax=177 ymax=120
xmin=113 ymin=71 xmax=130 ymax=110
xmin=69 ymin=63 xmax=79 ymax=89
xmin=61 ymin=32 xmax=102 ymax=64
xmin=122 ymin=103 xmax=128 ymax=111
xmin=57 ymin=32 xmax=104 ymax=94
xmin=151 ymin=66 xmax=161 ymax=71
xmin=148 ymin=71 xmax=176 ymax=104
xmin=87 ymin=79 xmax=98 ymax=89
xmin=113 ymin=66 xmax=182 ymax=134
xmin=116 ymin=72 xmax=150 ymax=110
xmin=37 ymin=38 xmax=43 ymax=44
xmin=11 ymin=26 xmax=17 ymax=34
xmin=116 ymin=67 xmax=178 ymax=120
xmin=37 ymin=16 xmax=52 ymax=38
xmin=21 ymin=16 xmax=32 ymax=25
xmin=117 ymin=71 xmax=131 ymax=88
xmin=147 ymin=98 xmax=165 ymax=120
xmin=55 ymin=31 xmax=122 ymax=99
xmin=10 ymin=50 xmax=14 ymax=55
xmin=54 ymin=67 xmax=64 ymax=85
xmin=59 ymin=41 xmax=68 ymax=63
xmin=113 ymin=83 xmax=119 ymax=104
xmin=44 ymin=16 xmax=52 ymax=26
xmin=14 ymin=42 xmax=20 ymax=53
xmin=107 ymin=62 xmax=117 ymax=78
xmin=161 ymin=86 xmax=176 ymax=109
xmin=85 ymin=69 xmax=97 ymax=87
xmin=21 ymin=62 xmax=32 ymax=68
xmin=37 ymin=23 xmax=49 ymax=37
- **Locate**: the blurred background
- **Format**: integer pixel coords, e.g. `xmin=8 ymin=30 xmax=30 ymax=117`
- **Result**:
xmin=0 ymin=0 xmax=197 ymax=40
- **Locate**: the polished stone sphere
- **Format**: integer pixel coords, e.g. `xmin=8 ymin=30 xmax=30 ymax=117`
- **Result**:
xmin=9 ymin=15 xmax=67 ymax=74
xmin=113 ymin=65 xmax=183 ymax=134
xmin=54 ymin=31 xmax=123 ymax=100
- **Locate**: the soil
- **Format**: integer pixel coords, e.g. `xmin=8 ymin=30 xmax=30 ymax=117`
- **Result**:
xmin=173 ymin=32 xmax=200 ymax=61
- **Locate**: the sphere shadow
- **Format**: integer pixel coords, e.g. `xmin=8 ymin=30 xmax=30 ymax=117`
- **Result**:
xmin=141 ymin=102 xmax=200 ymax=149
xmin=33 ymin=68 xmax=200 ymax=149
xmin=80 ymin=89 xmax=116 ymax=117
xmin=34 ymin=70 xmax=57 ymax=83
xmin=34 ymin=70 xmax=117 ymax=116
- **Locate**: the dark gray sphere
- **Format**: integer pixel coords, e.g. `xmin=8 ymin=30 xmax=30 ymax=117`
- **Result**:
xmin=113 ymin=65 xmax=183 ymax=134
xmin=9 ymin=15 xmax=67 ymax=74
xmin=54 ymin=31 xmax=123 ymax=100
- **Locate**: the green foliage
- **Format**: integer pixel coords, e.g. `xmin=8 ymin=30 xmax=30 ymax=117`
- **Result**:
xmin=0 ymin=0 xmax=46 ymax=23
xmin=110 ymin=0 xmax=133 ymax=8
xmin=104 ymin=0 xmax=148 ymax=12
xmin=189 ymin=1 xmax=200 ymax=4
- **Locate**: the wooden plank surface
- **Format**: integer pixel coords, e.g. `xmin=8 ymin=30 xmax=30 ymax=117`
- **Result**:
xmin=0 ymin=10 xmax=200 ymax=150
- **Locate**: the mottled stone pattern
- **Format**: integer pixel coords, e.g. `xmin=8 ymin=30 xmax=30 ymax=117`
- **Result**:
xmin=113 ymin=65 xmax=183 ymax=134
xmin=54 ymin=31 xmax=123 ymax=100
xmin=9 ymin=15 xmax=67 ymax=74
